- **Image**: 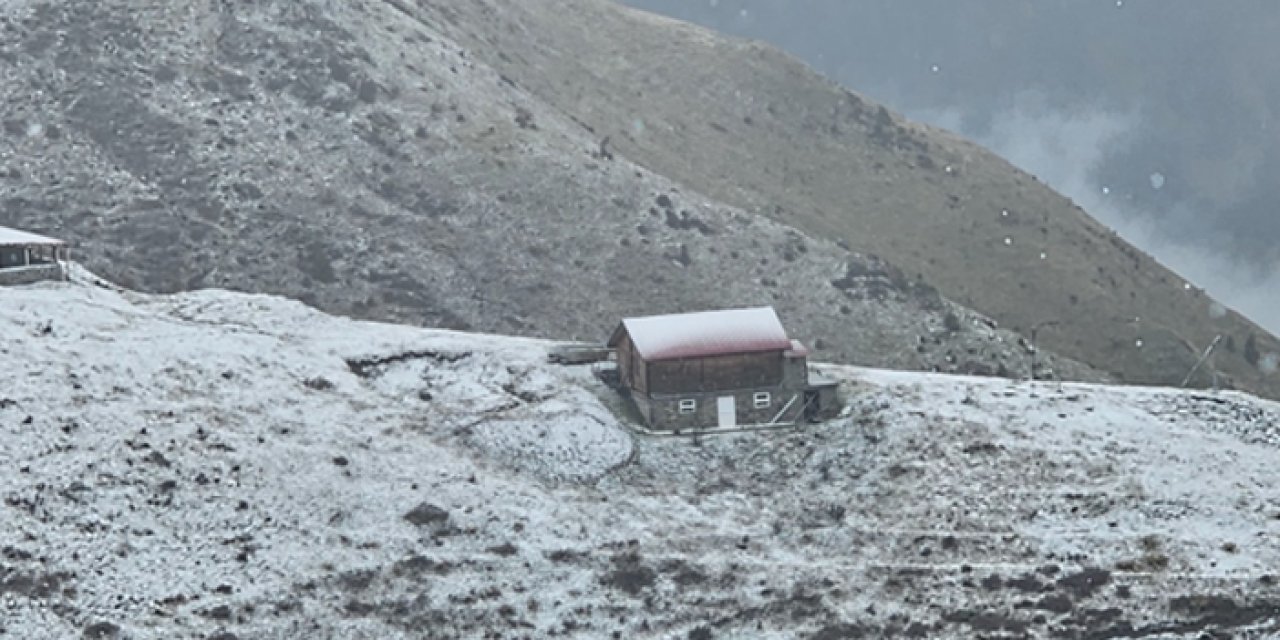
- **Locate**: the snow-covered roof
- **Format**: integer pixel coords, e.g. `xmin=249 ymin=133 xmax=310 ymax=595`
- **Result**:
xmin=784 ymin=339 xmax=810 ymax=358
xmin=0 ymin=225 xmax=64 ymax=247
xmin=609 ymin=306 xmax=793 ymax=361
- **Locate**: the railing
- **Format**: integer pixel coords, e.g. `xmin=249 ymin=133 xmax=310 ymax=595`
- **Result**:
xmin=767 ymin=393 xmax=800 ymax=425
xmin=0 ymin=263 xmax=64 ymax=286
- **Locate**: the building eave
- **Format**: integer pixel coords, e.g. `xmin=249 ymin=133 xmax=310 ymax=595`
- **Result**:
xmin=615 ymin=306 xmax=792 ymax=362
xmin=0 ymin=225 xmax=65 ymax=247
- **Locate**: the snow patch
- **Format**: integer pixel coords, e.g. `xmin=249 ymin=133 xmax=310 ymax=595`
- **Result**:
xmin=467 ymin=408 xmax=633 ymax=483
xmin=6 ymin=279 xmax=1280 ymax=637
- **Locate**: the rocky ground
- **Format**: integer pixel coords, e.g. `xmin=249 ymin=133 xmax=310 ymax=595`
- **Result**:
xmin=3 ymin=276 xmax=1279 ymax=638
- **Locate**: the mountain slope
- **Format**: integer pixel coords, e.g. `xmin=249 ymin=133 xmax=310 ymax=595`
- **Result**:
xmin=4 ymin=278 xmax=1280 ymax=638
xmin=0 ymin=0 xmax=1093 ymax=383
xmin=405 ymin=0 xmax=1280 ymax=398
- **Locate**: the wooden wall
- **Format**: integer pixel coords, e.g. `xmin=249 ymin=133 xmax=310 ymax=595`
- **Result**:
xmin=616 ymin=334 xmax=633 ymax=387
xmin=647 ymin=351 xmax=784 ymax=394
xmin=615 ymin=334 xmax=648 ymax=394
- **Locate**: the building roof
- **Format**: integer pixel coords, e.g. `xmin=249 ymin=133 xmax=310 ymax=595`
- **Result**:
xmin=0 ymin=225 xmax=64 ymax=247
xmin=784 ymin=339 xmax=810 ymax=358
xmin=608 ymin=306 xmax=793 ymax=361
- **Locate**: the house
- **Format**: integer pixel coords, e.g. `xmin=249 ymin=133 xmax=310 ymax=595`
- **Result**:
xmin=605 ymin=306 xmax=838 ymax=432
xmin=0 ymin=225 xmax=68 ymax=285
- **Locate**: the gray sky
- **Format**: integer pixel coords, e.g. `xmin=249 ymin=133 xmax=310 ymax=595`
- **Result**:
xmin=624 ymin=0 xmax=1280 ymax=333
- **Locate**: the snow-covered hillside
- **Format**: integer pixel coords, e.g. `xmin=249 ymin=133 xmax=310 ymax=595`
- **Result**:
xmin=3 ymin=275 xmax=1280 ymax=639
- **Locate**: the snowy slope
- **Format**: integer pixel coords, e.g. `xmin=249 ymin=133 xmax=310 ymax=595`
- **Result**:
xmin=3 ymin=276 xmax=1280 ymax=639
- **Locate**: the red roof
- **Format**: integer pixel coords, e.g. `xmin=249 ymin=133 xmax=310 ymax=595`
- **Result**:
xmin=608 ymin=307 xmax=793 ymax=361
xmin=784 ymin=339 xmax=810 ymax=358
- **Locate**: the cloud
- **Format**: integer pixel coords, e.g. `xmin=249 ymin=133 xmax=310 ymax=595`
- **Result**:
xmin=910 ymin=96 xmax=1280 ymax=337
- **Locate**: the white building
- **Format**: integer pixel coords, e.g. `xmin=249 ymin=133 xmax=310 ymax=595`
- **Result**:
xmin=0 ymin=225 xmax=68 ymax=285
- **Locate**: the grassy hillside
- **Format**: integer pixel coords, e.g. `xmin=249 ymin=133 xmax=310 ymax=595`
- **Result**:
xmin=410 ymin=0 xmax=1280 ymax=397
xmin=0 ymin=0 xmax=1096 ymax=382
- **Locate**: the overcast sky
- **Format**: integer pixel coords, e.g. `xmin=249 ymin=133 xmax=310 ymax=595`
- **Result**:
xmin=624 ymin=0 xmax=1280 ymax=333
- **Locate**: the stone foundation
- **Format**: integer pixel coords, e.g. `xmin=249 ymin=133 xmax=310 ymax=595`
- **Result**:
xmin=640 ymin=388 xmax=805 ymax=432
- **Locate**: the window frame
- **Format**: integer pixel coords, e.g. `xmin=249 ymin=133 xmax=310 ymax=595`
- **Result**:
xmin=753 ymin=392 xmax=771 ymax=409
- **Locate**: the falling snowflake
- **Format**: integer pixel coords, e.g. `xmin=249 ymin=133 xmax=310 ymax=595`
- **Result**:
xmin=1135 ymin=339 xmax=1144 ymax=348
xmin=1003 ymin=237 xmax=1013 ymax=246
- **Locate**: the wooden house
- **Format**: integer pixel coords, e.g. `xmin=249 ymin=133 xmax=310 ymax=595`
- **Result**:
xmin=606 ymin=306 xmax=838 ymax=432
xmin=0 ymin=225 xmax=68 ymax=285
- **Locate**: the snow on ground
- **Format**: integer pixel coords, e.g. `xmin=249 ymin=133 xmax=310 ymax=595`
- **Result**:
xmin=3 ymin=276 xmax=1280 ymax=639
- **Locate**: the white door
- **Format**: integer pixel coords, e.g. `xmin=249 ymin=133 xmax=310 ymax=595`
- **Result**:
xmin=716 ymin=396 xmax=736 ymax=428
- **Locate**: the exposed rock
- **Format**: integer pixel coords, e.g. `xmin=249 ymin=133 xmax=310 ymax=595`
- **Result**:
xmin=403 ymin=502 xmax=449 ymax=527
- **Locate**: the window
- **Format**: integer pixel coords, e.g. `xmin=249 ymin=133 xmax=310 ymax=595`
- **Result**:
xmin=753 ymin=392 xmax=771 ymax=409
xmin=678 ymin=399 xmax=697 ymax=414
